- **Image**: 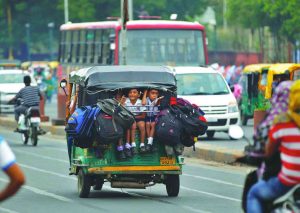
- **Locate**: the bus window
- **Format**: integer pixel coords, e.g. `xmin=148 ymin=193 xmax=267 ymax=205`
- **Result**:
xmin=65 ymin=31 xmax=72 ymax=63
xmin=71 ymin=31 xmax=79 ymax=63
xmin=79 ymin=30 xmax=86 ymax=63
xmin=86 ymin=30 xmax=95 ymax=64
xmin=94 ymin=30 xmax=102 ymax=64
xmin=124 ymin=29 xmax=205 ymax=66
xmin=102 ymin=29 xmax=110 ymax=64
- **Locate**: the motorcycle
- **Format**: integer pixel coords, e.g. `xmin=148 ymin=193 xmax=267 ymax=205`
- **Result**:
xmin=242 ymin=135 xmax=300 ymax=212
xmin=16 ymin=100 xmax=41 ymax=146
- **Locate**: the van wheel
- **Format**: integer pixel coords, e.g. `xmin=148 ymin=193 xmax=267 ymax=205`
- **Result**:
xmin=206 ymin=131 xmax=215 ymax=139
xmin=241 ymin=112 xmax=248 ymax=126
xmin=78 ymin=169 xmax=91 ymax=198
xmin=166 ymin=175 xmax=180 ymax=197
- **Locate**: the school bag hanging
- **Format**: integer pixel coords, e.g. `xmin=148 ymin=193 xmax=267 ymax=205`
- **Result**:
xmin=170 ymin=105 xmax=207 ymax=137
xmin=155 ymin=108 xmax=182 ymax=146
xmin=97 ymin=98 xmax=135 ymax=130
xmin=94 ymin=112 xmax=124 ymax=144
xmin=65 ymin=105 xmax=100 ymax=148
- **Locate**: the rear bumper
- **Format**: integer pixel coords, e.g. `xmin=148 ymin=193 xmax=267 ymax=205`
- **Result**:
xmin=87 ymin=165 xmax=182 ymax=175
xmin=205 ymin=112 xmax=240 ymax=132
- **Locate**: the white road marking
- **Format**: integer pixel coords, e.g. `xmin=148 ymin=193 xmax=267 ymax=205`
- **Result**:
xmin=13 ymin=149 xmax=69 ymax=163
xmin=19 ymin=163 xmax=75 ymax=180
xmin=183 ymin=174 xmax=243 ymax=188
xmin=181 ymin=186 xmax=241 ymax=202
xmin=17 ymin=162 xmax=239 ymax=209
xmin=0 ymin=207 xmax=19 ymax=213
xmin=0 ymin=178 xmax=72 ymax=203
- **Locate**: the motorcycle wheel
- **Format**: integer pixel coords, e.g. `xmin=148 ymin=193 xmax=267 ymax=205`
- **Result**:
xmin=30 ymin=126 xmax=38 ymax=146
xmin=22 ymin=133 xmax=29 ymax=145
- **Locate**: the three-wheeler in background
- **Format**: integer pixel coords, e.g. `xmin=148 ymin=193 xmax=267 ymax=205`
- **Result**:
xmin=61 ymin=66 xmax=184 ymax=198
xmin=240 ymin=64 xmax=271 ymax=125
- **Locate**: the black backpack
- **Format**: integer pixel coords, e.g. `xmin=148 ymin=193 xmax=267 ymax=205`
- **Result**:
xmin=170 ymin=105 xmax=207 ymax=137
xmin=95 ymin=112 xmax=124 ymax=144
xmin=155 ymin=109 xmax=182 ymax=146
xmin=97 ymin=98 xmax=135 ymax=130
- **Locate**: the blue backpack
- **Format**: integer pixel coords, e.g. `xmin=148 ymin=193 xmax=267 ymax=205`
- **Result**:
xmin=65 ymin=106 xmax=100 ymax=148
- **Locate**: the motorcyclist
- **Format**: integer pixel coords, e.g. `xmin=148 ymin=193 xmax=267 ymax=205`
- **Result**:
xmin=247 ymin=79 xmax=300 ymax=213
xmin=10 ymin=75 xmax=43 ymax=130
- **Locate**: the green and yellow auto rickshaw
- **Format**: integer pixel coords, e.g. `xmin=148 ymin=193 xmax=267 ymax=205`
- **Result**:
xmin=265 ymin=63 xmax=300 ymax=99
xmin=240 ymin=64 xmax=272 ymax=125
xmin=61 ymin=66 xmax=184 ymax=198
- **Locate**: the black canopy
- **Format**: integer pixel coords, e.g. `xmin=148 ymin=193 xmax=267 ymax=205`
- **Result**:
xmin=69 ymin=66 xmax=176 ymax=91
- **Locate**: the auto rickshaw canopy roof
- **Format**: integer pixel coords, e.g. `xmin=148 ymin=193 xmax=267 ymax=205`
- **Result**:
xmin=69 ymin=66 xmax=176 ymax=90
xmin=242 ymin=64 xmax=272 ymax=74
xmin=268 ymin=63 xmax=300 ymax=75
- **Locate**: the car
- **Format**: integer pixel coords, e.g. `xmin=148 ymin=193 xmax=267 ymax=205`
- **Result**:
xmin=0 ymin=69 xmax=37 ymax=113
xmin=174 ymin=66 xmax=240 ymax=139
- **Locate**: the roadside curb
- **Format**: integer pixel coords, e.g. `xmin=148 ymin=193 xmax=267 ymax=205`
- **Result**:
xmin=183 ymin=143 xmax=244 ymax=164
xmin=0 ymin=116 xmax=244 ymax=164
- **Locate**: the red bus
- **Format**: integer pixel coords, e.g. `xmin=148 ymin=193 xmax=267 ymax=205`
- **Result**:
xmin=57 ymin=20 xmax=208 ymax=120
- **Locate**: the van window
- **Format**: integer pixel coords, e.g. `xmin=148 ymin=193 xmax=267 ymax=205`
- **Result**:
xmin=176 ymin=73 xmax=229 ymax=95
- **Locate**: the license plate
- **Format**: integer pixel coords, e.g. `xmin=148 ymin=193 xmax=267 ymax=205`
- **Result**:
xmin=30 ymin=117 xmax=41 ymax=123
xmin=160 ymin=157 xmax=176 ymax=165
xmin=206 ymin=117 xmax=218 ymax=122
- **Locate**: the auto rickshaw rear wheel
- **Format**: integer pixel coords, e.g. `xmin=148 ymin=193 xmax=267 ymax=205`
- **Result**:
xmin=93 ymin=177 xmax=104 ymax=190
xmin=166 ymin=174 xmax=180 ymax=197
xmin=78 ymin=169 xmax=91 ymax=198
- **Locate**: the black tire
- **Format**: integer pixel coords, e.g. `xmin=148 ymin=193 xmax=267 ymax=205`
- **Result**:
xmin=22 ymin=133 xmax=29 ymax=145
xmin=78 ymin=169 xmax=91 ymax=198
xmin=93 ymin=178 xmax=104 ymax=191
xmin=30 ymin=126 xmax=38 ymax=146
xmin=241 ymin=112 xmax=248 ymax=126
xmin=166 ymin=174 xmax=180 ymax=197
xmin=206 ymin=130 xmax=215 ymax=139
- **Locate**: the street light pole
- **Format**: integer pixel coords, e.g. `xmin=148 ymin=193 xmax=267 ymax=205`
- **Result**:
xmin=48 ymin=22 xmax=55 ymax=61
xmin=25 ymin=23 xmax=31 ymax=61
xmin=64 ymin=0 xmax=69 ymax=23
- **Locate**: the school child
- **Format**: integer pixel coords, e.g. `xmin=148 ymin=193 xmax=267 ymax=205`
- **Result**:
xmin=123 ymin=88 xmax=146 ymax=155
xmin=142 ymin=89 xmax=164 ymax=152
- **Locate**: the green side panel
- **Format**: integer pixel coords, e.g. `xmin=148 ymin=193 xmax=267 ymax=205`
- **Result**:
xmin=71 ymin=131 xmax=181 ymax=173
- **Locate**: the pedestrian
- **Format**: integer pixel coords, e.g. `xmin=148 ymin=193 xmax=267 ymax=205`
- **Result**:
xmin=0 ymin=136 xmax=25 ymax=201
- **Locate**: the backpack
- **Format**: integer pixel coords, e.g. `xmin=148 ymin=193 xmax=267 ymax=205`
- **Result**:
xmin=95 ymin=112 xmax=124 ymax=144
xmin=97 ymin=98 xmax=135 ymax=130
xmin=170 ymin=105 xmax=207 ymax=137
xmin=155 ymin=109 xmax=182 ymax=146
xmin=180 ymin=132 xmax=196 ymax=147
xmin=65 ymin=106 xmax=100 ymax=148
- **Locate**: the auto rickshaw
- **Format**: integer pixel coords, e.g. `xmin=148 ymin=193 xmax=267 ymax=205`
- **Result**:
xmin=265 ymin=63 xmax=300 ymax=99
xmin=240 ymin=64 xmax=272 ymax=125
xmin=61 ymin=66 xmax=183 ymax=198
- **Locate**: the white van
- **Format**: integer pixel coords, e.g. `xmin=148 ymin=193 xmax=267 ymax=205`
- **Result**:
xmin=174 ymin=66 xmax=240 ymax=139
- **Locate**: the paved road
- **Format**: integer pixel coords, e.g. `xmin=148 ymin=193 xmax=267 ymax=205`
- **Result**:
xmin=0 ymin=127 xmax=250 ymax=213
